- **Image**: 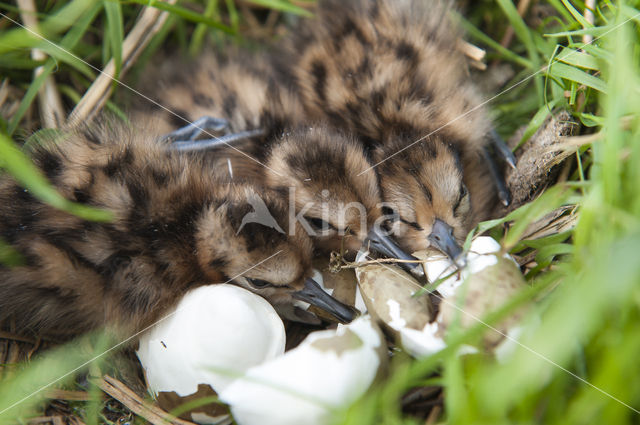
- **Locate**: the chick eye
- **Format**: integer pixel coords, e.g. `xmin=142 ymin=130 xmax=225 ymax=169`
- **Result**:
xmin=247 ymin=278 xmax=273 ymax=289
xmin=307 ymin=217 xmax=335 ymax=233
xmin=382 ymin=206 xmax=421 ymax=230
xmin=460 ymin=185 xmax=468 ymax=199
xmin=454 ymin=184 xmax=469 ymax=212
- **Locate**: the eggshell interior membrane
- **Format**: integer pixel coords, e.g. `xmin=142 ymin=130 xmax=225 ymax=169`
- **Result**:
xmin=219 ymin=315 xmax=386 ymax=425
xmin=354 ymin=251 xmax=433 ymax=330
xmin=136 ymin=284 xmax=286 ymax=398
xmin=355 ymin=237 xmax=527 ymax=358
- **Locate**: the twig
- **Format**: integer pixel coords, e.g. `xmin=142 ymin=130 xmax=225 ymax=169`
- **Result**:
xmin=550 ymin=132 xmax=601 ymax=150
xmin=43 ymin=389 xmax=95 ymax=402
xmin=329 ymin=251 xmax=427 ymax=273
xmin=424 ymin=404 xmax=442 ymax=425
xmin=17 ymin=0 xmax=64 ymax=128
xmin=27 ymin=416 xmax=65 ymax=425
xmin=68 ymin=0 xmax=178 ymax=125
xmin=97 ymin=375 xmax=196 ymax=425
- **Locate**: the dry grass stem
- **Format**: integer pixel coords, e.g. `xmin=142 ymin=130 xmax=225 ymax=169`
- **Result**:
xmin=43 ymin=389 xmax=94 ymax=402
xmin=458 ymin=40 xmax=487 ymax=70
xmin=17 ymin=0 xmax=64 ymax=129
xmin=27 ymin=416 xmax=65 ymax=425
xmin=68 ymin=0 xmax=178 ymax=124
xmin=583 ymin=0 xmax=596 ymax=44
xmin=97 ymin=375 xmax=196 ymax=425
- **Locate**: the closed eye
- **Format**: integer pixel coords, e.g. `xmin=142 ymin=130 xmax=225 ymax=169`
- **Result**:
xmin=382 ymin=206 xmax=423 ymax=231
xmin=247 ymin=278 xmax=273 ymax=288
xmin=453 ymin=184 xmax=468 ymax=212
xmin=401 ymin=218 xmax=423 ymax=231
xmin=307 ymin=217 xmax=337 ymax=233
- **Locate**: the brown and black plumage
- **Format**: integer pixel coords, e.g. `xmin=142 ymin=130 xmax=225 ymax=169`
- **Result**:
xmin=261 ymin=124 xmax=383 ymax=255
xmin=0 ymin=120 xmax=354 ymax=340
xmin=141 ymin=52 xmax=423 ymax=275
xmin=136 ymin=0 xmax=508 ymax=263
xmin=134 ymin=49 xmax=302 ymax=151
xmin=274 ymin=0 xmax=508 ymax=256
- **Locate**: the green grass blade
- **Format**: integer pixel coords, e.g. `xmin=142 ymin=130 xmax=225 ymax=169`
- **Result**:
xmin=560 ymin=0 xmax=595 ymax=29
xmin=102 ymin=0 xmax=124 ymax=78
xmin=34 ymin=42 xmax=95 ymax=77
xmin=125 ymin=0 xmax=235 ymax=34
xmin=557 ymin=48 xmax=601 ymax=70
xmin=0 ymin=132 xmax=113 ymax=221
xmin=0 ymin=54 xmax=44 ymax=69
xmin=189 ymin=0 xmax=219 ymax=56
xmin=549 ymin=62 xmax=607 ymax=93
xmin=245 ymin=0 xmax=312 ymax=16
xmin=496 ymin=0 xmax=543 ymax=101
xmin=545 ymin=26 xmax=611 ymax=38
xmin=6 ymin=3 xmax=101 ymax=134
xmin=0 ymin=332 xmax=115 ymax=424
xmin=546 ymin=0 xmax=577 ymax=23
xmin=579 ymin=44 xmax=614 ymax=62
xmin=503 ymin=185 xmax=572 ymax=249
xmin=455 ymin=13 xmax=533 ymax=68
xmin=225 ymin=0 xmax=240 ymax=34
xmin=0 ymin=0 xmax=97 ymax=55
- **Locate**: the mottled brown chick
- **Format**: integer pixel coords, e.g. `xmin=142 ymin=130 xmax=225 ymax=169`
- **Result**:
xmin=138 ymin=50 xmax=423 ymax=277
xmin=274 ymin=0 xmax=510 ymax=257
xmin=0 ymin=120 xmax=354 ymax=340
xmin=184 ymin=124 xmax=426 ymax=278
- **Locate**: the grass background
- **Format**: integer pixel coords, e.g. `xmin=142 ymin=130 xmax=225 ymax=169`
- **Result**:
xmin=1 ymin=0 xmax=640 ymax=424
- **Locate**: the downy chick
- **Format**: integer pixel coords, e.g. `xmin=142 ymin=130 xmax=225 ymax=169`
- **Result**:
xmin=274 ymin=0 xmax=513 ymax=258
xmin=139 ymin=51 xmax=424 ymax=278
xmin=167 ymin=124 xmax=426 ymax=279
xmin=0 ymin=120 xmax=354 ymax=340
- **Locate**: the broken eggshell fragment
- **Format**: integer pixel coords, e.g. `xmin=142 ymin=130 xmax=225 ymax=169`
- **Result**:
xmin=136 ymin=284 xmax=285 ymax=423
xmin=219 ymin=315 xmax=386 ymax=425
xmin=355 ymin=237 xmax=527 ymax=358
xmin=354 ymin=250 xmax=440 ymax=355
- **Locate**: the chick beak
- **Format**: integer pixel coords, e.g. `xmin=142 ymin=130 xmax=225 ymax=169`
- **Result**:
xmin=292 ymin=278 xmax=357 ymax=323
xmin=365 ymin=227 xmax=425 ymax=280
xmin=428 ymin=219 xmax=463 ymax=264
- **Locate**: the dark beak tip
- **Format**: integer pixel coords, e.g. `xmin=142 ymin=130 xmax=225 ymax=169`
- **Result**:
xmin=429 ymin=219 xmax=464 ymax=262
xmin=295 ymin=278 xmax=357 ymax=324
xmin=365 ymin=227 xmax=425 ymax=280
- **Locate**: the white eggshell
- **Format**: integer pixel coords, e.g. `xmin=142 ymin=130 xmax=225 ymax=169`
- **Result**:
xmin=136 ymin=284 xmax=285 ymax=397
xmin=419 ymin=236 xmax=512 ymax=298
xmin=219 ymin=315 xmax=385 ymax=425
